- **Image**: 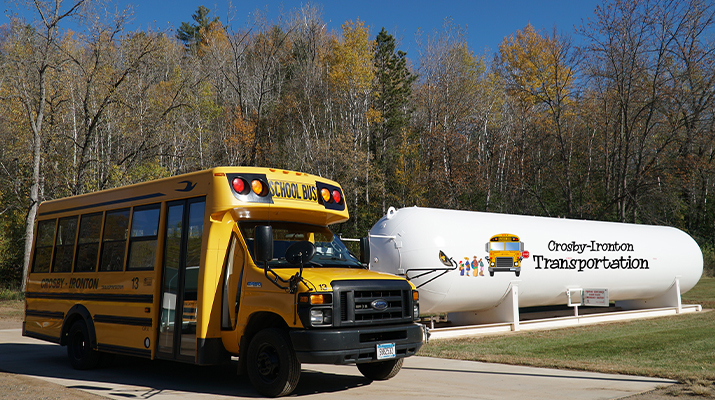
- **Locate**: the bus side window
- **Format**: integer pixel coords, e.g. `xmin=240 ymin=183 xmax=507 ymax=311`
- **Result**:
xmin=75 ymin=213 xmax=103 ymax=272
xmin=99 ymin=208 xmax=130 ymax=272
xmin=32 ymin=219 xmax=56 ymax=273
xmin=127 ymin=204 xmax=160 ymax=271
xmin=52 ymin=216 xmax=78 ymax=273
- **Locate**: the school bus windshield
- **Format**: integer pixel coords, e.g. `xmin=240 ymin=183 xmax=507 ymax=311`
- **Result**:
xmin=240 ymin=221 xmax=362 ymax=268
xmin=490 ymin=242 xmax=520 ymax=251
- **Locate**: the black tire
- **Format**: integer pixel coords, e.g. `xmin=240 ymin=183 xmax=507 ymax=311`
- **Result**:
xmin=515 ymin=271 xmax=520 ymax=277
xmin=67 ymin=320 xmax=100 ymax=370
xmin=357 ymin=358 xmax=404 ymax=381
xmin=489 ymin=270 xmax=494 ymax=277
xmin=246 ymin=328 xmax=301 ymax=397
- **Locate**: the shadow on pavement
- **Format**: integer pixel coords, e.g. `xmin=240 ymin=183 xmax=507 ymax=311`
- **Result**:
xmin=0 ymin=342 xmax=372 ymax=398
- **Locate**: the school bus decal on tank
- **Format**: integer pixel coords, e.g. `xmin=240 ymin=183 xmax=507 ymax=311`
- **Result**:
xmin=485 ymin=233 xmax=525 ymax=277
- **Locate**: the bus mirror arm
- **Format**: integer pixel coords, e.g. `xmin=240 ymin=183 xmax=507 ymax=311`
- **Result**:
xmin=403 ymin=250 xmax=458 ymax=288
xmin=264 ymin=264 xmax=290 ymax=291
xmin=263 ymin=264 xmax=307 ymax=295
xmin=289 ymin=270 xmax=302 ymax=294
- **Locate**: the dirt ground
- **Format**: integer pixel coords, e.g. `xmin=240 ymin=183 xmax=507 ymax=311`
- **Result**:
xmin=0 ymin=300 xmax=711 ymax=399
xmin=0 ymin=300 xmax=105 ymax=399
xmin=0 ymin=372 xmax=106 ymax=400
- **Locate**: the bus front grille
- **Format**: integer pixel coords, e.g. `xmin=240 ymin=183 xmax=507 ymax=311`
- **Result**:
xmin=332 ymin=280 xmax=413 ymax=327
xmin=496 ymin=257 xmax=514 ymax=269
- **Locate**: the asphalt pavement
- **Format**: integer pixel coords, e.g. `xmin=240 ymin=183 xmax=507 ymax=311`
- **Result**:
xmin=0 ymin=328 xmax=675 ymax=399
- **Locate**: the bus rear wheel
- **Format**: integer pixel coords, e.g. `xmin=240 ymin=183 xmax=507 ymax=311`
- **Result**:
xmin=246 ymin=328 xmax=301 ymax=397
xmin=67 ymin=320 xmax=100 ymax=370
xmin=357 ymin=358 xmax=404 ymax=380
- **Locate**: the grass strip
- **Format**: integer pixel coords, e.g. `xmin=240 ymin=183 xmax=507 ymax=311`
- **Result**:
xmin=419 ymin=277 xmax=715 ymax=384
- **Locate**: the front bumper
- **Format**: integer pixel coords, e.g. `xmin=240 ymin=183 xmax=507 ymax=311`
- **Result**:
xmin=290 ymin=322 xmax=424 ymax=365
xmin=489 ymin=267 xmax=520 ymax=272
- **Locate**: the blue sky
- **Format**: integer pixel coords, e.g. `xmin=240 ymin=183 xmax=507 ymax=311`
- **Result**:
xmin=6 ymin=0 xmax=602 ymax=57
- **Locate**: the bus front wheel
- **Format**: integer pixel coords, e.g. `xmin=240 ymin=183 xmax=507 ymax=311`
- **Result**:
xmin=357 ymin=358 xmax=404 ymax=380
xmin=246 ymin=328 xmax=301 ymax=397
xmin=67 ymin=320 xmax=100 ymax=370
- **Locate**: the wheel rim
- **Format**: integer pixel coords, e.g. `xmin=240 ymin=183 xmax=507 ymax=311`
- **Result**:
xmin=256 ymin=343 xmax=280 ymax=383
xmin=70 ymin=330 xmax=86 ymax=360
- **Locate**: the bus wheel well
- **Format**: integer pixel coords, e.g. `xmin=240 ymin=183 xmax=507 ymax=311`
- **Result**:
xmin=61 ymin=305 xmax=96 ymax=349
xmin=237 ymin=312 xmax=289 ymax=375
xmin=244 ymin=311 xmax=289 ymax=341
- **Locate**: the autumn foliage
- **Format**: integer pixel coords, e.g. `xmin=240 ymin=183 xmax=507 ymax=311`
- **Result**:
xmin=2 ymin=0 xmax=715 ymax=286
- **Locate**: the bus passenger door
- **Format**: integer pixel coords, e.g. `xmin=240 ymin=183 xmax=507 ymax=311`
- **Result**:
xmin=220 ymin=232 xmax=246 ymax=354
xmin=157 ymin=197 xmax=205 ymax=362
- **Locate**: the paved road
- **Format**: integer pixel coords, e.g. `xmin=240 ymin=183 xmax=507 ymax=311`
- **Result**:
xmin=0 ymin=328 xmax=674 ymax=400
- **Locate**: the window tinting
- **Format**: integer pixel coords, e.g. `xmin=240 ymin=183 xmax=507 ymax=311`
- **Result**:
xmin=490 ymin=242 xmax=504 ymax=251
xmin=181 ymin=199 xmax=204 ymax=357
xmin=52 ymin=216 xmax=78 ymax=273
xmin=127 ymin=205 xmax=160 ymax=271
xmin=504 ymin=242 xmax=520 ymax=251
xmin=99 ymin=209 xmax=130 ymax=272
xmin=74 ymin=213 xmax=103 ymax=272
xmin=239 ymin=221 xmax=361 ymax=268
xmin=32 ymin=219 xmax=56 ymax=273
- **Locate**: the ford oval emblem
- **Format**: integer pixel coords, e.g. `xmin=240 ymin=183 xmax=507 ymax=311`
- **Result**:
xmin=371 ymin=299 xmax=388 ymax=311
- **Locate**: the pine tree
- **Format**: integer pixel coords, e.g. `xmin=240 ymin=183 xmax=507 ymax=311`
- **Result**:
xmin=373 ymin=28 xmax=416 ymax=213
xmin=176 ymin=6 xmax=219 ymax=51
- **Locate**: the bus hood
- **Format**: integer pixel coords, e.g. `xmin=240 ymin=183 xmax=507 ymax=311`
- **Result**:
xmin=271 ymin=267 xmax=413 ymax=291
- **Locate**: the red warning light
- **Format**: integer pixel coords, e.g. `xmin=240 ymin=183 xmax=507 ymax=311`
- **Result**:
xmin=232 ymin=178 xmax=248 ymax=194
xmin=332 ymin=190 xmax=342 ymax=204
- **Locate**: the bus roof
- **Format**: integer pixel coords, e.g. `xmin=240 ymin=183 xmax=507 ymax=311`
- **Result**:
xmin=490 ymin=233 xmax=520 ymax=241
xmin=36 ymin=167 xmax=349 ymax=225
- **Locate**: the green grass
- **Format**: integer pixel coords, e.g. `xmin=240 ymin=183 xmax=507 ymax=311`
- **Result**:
xmin=682 ymin=276 xmax=715 ymax=308
xmin=0 ymin=287 xmax=24 ymax=301
xmin=419 ymin=277 xmax=715 ymax=384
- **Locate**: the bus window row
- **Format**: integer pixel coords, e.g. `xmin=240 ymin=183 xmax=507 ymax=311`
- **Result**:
xmin=32 ymin=204 xmax=161 ymax=274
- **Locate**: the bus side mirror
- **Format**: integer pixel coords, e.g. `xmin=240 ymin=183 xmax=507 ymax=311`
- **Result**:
xmin=485 ymin=243 xmax=489 ymax=252
xmin=285 ymin=241 xmax=316 ymax=265
xmin=439 ymin=250 xmax=453 ymax=267
xmin=360 ymin=236 xmax=370 ymax=264
xmin=254 ymin=225 xmax=273 ymax=262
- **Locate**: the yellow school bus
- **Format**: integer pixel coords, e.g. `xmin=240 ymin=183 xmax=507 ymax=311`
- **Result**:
xmin=24 ymin=167 xmax=423 ymax=397
xmin=485 ymin=233 xmax=523 ymax=277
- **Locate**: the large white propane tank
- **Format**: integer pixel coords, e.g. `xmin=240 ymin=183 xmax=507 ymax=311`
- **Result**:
xmin=367 ymin=207 xmax=703 ymax=320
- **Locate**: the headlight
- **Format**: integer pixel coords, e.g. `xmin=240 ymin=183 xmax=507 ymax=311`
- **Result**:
xmin=310 ymin=308 xmax=332 ymax=326
xmin=413 ymin=303 xmax=420 ymax=320
xmin=514 ymin=261 xmax=519 ymax=266
xmin=491 ymin=262 xmax=495 ymax=266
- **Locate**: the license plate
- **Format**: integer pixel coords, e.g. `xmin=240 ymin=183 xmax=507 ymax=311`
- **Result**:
xmin=377 ymin=343 xmax=396 ymax=360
